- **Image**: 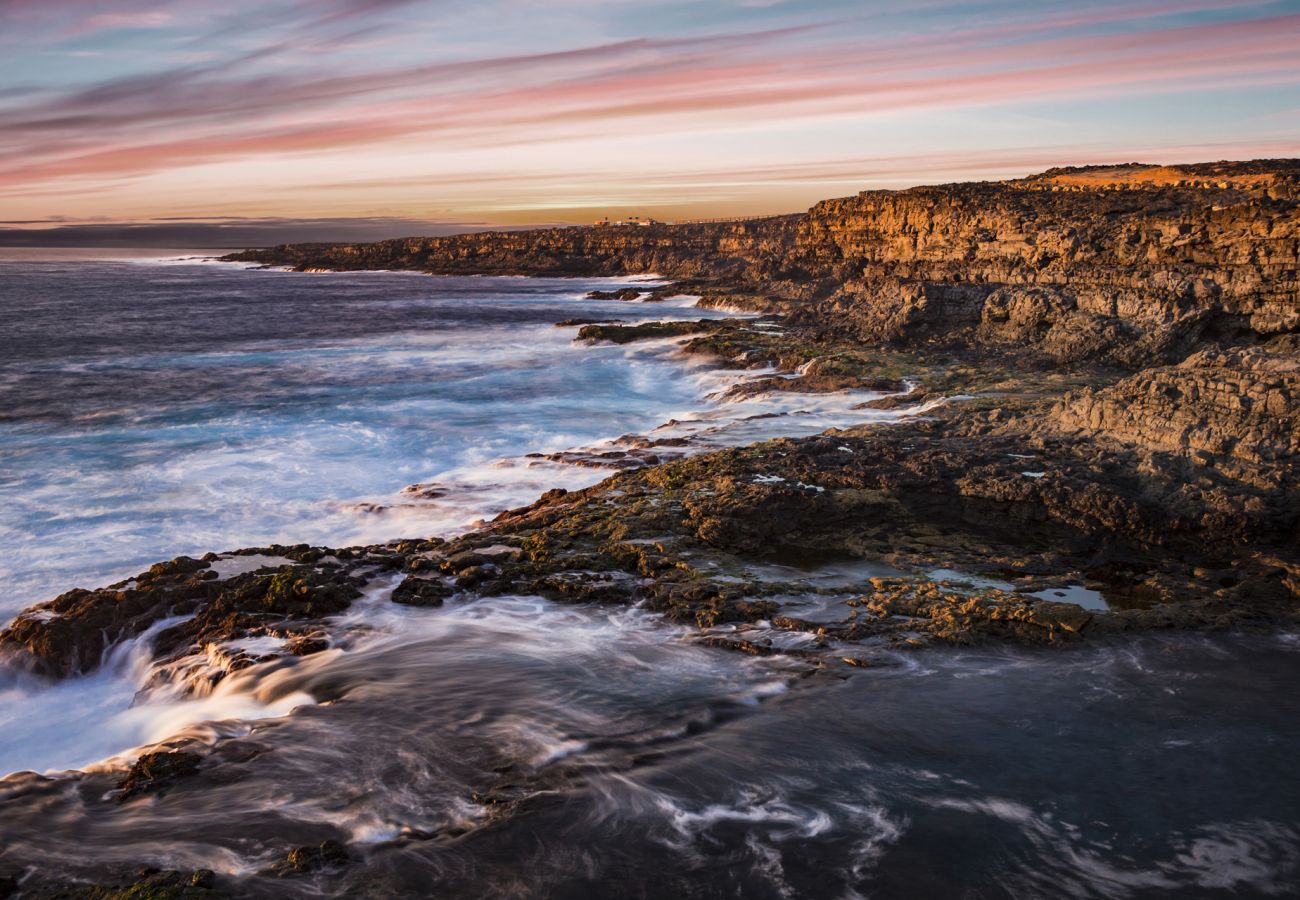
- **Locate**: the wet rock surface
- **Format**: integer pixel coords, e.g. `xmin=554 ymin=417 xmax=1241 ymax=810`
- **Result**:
xmin=451 ymin=402 xmax=1297 ymax=647
xmin=14 ymin=867 xmax=224 ymax=899
xmin=0 ymin=549 xmax=370 ymax=679
xmin=274 ymin=841 xmax=349 ymax=876
xmin=116 ymin=750 xmax=202 ymax=802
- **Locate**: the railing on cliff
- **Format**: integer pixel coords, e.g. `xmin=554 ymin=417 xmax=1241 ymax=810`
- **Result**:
xmin=673 ymin=213 xmax=797 ymax=225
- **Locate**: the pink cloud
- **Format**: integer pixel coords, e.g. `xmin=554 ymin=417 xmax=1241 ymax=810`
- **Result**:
xmin=1 ymin=1 xmax=1296 ymax=217
xmin=78 ymin=10 xmax=174 ymax=33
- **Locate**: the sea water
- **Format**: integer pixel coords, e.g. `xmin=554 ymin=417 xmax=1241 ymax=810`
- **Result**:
xmin=1 ymin=253 xmax=1297 ymax=897
xmin=0 ymin=254 xmax=918 ymax=618
xmin=0 ymin=252 xmax=912 ymax=773
xmin=0 ymin=255 xmax=770 ymax=616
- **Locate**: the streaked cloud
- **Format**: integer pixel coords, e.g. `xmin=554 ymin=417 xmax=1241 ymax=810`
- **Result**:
xmin=77 ymin=11 xmax=174 ymax=34
xmin=0 ymin=215 xmax=506 ymax=247
xmin=0 ymin=0 xmax=1296 ymax=229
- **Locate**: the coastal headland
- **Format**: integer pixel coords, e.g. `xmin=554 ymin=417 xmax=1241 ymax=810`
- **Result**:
xmin=2 ymin=160 xmax=1298 ymax=895
xmin=9 ymin=158 xmax=1300 ymax=672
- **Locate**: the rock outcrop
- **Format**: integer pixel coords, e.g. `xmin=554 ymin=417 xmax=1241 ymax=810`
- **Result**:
xmin=0 ymin=552 xmax=364 ymax=678
xmin=1053 ymin=347 xmax=1300 ymax=470
xmin=229 ymin=160 xmax=1300 ymax=370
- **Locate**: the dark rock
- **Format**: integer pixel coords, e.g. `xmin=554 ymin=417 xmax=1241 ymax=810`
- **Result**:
xmin=283 ymin=634 xmax=330 ymax=655
xmin=277 ymin=840 xmax=349 ymax=875
xmin=453 ymin=565 xmax=498 ymax=589
xmin=1 ymin=558 xmax=362 ymax=679
xmin=391 ymin=576 xmax=452 ymax=607
xmin=148 ymin=556 xmax=209 ymax=578
xmin=151 ymin=566 xmax=361 ymax=661
xmin=117 ymin=751 xmax=201 ymax=802
xmin=0 ymin=559 xmax=218 ymax=678
xmin=577 ymin=320 xmax=721 ymax=344
xmin=45 ymin=867 xmax=224 ymax=897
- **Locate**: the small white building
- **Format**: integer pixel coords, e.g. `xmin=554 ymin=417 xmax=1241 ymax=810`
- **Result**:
xmin=595 ymin=215 xmax=662 ymax=226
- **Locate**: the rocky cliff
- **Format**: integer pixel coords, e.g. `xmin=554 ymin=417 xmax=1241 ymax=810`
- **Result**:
xmin=229 ymin=159 xmax=1300 ymax=484
xmin=799 ymin=171 xmax=1299 ymax=364
xmin=230 ymin=159 xmax=1300 ymax=369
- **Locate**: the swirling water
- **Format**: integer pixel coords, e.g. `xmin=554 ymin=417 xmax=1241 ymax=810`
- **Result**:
xmin=4 ymin=602 xmax=1298 ymax=898
xmin=1 ymin=254 xmax=1297 ymax=897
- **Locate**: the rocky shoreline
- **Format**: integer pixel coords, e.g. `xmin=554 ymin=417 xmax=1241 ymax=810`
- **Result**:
xmin=2 ymin=160 xmax=1298 ymax=897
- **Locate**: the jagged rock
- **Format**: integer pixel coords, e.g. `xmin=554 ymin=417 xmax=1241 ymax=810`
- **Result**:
xmin=0 ymin=562 xmax=362 ymax=678
xmin=150 ymin=567 xmax=360 ymax=660
xmin=284 ymin=633 xmax=330 ymax=655
xmin=0 ymin=556 xmax=217 ymax=678
xmin=1054 ymin=347 xmax=1300 ymax=471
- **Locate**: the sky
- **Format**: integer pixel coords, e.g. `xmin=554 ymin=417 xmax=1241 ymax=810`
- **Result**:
xmin=1 ymin=0 xmax=1299 ymax=242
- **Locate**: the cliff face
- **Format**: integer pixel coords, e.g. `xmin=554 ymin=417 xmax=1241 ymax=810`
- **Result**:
xmin=231 ymin=160 xmax=1300 ymax=369
xmin=795 ymin=170 xmax=1300 ymax=364
xmin=232 ymin=216 xmax=804 ymax=282
xmin=227 ymin=160 xmax=1300 ymax=470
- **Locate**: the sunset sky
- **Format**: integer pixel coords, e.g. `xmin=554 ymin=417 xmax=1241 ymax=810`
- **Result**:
xmin=2 ymin=0 xmax=1299 ymax=237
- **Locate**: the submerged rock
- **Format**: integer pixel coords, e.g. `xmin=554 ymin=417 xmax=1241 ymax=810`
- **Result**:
xmin=585 ymin=287 xmax=643 ymax=301
xmin=576 ymin=319 xmax=722 ymax=344
xmin=275 ymin=840 xmax=349 ymax=876
xmin=116 ymin=750 xmax=202 ymax=802
xmin=20 ymin=866 xmax=224 ymax=898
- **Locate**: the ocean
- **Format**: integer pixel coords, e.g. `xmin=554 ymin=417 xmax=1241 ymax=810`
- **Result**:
xmin=0 ymin=254 xmax=1297 ymax=897
xmin=0 ymin=253 xmax=877 ymax=618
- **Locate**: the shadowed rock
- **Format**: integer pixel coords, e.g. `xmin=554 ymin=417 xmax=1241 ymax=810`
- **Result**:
xmin=117 ymin=750 xmax=202 ymax=802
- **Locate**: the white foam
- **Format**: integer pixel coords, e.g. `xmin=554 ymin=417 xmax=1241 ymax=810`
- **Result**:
xmin=0 ymin=615 xmax=314 ymax=776
xmin=208 ymin=554 xmax=294 ymax=579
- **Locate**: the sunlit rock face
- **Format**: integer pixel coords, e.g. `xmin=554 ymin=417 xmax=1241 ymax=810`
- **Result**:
xmin=233 ymin=161 xmax=1300 ymax=371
